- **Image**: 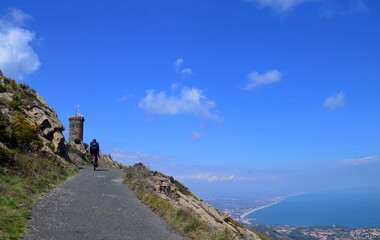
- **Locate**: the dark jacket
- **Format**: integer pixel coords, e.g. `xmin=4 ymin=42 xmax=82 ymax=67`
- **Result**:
xmin=90 ymin=141 xmax=100 ymax=154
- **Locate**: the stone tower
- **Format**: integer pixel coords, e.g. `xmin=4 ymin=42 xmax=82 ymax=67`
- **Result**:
xmin=69 ymin=106 xmax=85 ymax=143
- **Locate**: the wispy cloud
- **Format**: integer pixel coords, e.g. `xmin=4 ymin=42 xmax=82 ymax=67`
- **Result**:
xmin=176 ymin=172 xmax=279 ymax=182
xmin=174 ymin=58 xmax=183 ymax=68
xmin=323 ymin=92 xmax=345 ymax=109
xmin=139 ymin=87 xmax=222 ymax=122
xmin=110 ymin=148 xmax=169 ymax=166
xmin=0 ymin=9 xmax=40 ymax=80
xmin=320 ymin=0 xmax=368 ymax=18
xmin=244 ymin=69 xmax=281 ymax=90
xmin=245 ymin=0 xmax=368 ymax=16
xmin=180 ymin=68 xmax=193 ymax=77
xmin=176 ymin=173 xmax=235 ymax=182
xmin=244 ymin=0 xmax=309 ymax=13
xmin=190 ymin=131 xmax=205 ymax=141
xmin=337 ymin=157 xmax=380 ymax=166
xmin=174 ymin=58 xmax=193 ymax=78
xmin=118 ymin=93 xmax=133 ymax=102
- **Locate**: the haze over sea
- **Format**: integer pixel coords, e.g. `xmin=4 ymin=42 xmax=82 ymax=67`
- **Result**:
xmin=247 ymin=188 xmax=380 ymax=228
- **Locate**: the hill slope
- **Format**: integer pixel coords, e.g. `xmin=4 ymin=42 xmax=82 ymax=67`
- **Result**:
xmin=0 ymin=74 xmax=80 ymax=239
xmin=0 ymin=73 xmax=121 ymax=239
xmin=124 ymin=163 xmax=270 ymax=240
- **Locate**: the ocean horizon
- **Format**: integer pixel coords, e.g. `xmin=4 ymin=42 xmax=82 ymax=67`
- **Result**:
xmin=246 ymin=189 xmax=380 ymax=228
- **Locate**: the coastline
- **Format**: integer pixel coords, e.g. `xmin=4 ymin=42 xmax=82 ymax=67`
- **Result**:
xmin=239 ymin=192 xmax=308 ymax=221
xmin=239 ymin=198 xmax=284 ymax=220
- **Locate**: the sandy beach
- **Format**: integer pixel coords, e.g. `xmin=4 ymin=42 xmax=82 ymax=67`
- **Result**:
xmin=239 ymin=192 xmax=308 ymax=221
xmin=239 ymin=198 xmax=284 ymax=220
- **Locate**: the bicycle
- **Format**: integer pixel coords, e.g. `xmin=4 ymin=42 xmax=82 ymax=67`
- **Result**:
xmin=92 ymin=154 xmax=98 ymax=171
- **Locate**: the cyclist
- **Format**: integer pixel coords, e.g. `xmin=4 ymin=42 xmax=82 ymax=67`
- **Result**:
xmin=89 ymin=139 xmax=100 ymax=171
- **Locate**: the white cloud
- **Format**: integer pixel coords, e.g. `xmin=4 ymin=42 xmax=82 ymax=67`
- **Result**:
xmin=190 ymin=131 xmax=205 ymax=141
xmin=118 ymin=93 xmax=133 ymax=102
xmin=320 ymin=0 xmax=368 ymax=18
xmin=244 ymin=69 xmax=281 ymax=90
xmin=139 ymin=87 xmax=222 ymax=122
xmin=176 ymin=172 xmax=279 ymax=182
xmin=0 ymin=9 xmax=40 ymax=80
xmin=337 ymin=157 xmax=380 ymax=166
xmin=245 ymin=0 xmax=367 ymax=17
xmin=110 ymin=148 xmax=169 ymax=166
xmin=181 ymin=68 xmax=193 ymax=77
xmin=174 ymin=58 xmax=183 ymax=68
xmin=323 ymin=92 xmax=345 ymax=109
xmin=176 ymin=173 xmax=235 ymax=182
xmin=171 ymin=83 xmax=179 ymax=92
xmin=244 ymin=0 xmax=309 ymax=12
xmin=174 ymin=58 xmax=192 ymax=78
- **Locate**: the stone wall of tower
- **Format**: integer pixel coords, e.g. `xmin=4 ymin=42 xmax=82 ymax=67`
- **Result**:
xmin=69 ymin=116 xmax=85 ymax=142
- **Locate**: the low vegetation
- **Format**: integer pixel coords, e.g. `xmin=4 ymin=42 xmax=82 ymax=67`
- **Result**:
xmin=0 ymin=149 xmax=77 ymax=240
xmin=124 ymin=163 xmax=263 ymax=240
xmin=0 ymin=77 xmax=78 ymax=240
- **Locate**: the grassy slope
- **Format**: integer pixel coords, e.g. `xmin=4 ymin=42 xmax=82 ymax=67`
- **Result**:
xmin=124 ymin=164 xmax=271 ymax=240
xmin=0 ymin=77 xmax=79 ymax=239
xmin=0 ymin=152 xmax=78 ymax=240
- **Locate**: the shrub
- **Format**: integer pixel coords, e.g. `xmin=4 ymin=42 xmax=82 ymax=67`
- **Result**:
xmin=183 ymin=218 xmax=202 ymax=233
xmin=9 ymin=94 xmax=22 ymax=110
xmin=74 ymin=138 xmax=81 ymax=144
xmin=0 ymin=84 xmax=6 ymax=93
xmin=169 ymin=176 xmax=175 ymax=183
xmin=9 ymin=79 xmax=18 ymax=89
xmin=0 ymin=113 xmax=11 ymax=145
xmin=0 ymin=147 xmax=15 ymax=166
xmin=2 ymin=76 xmax=11 ymax=84
xmin=11 ymin=115 xmax=41 ymax=151
xmin=19 ymin=83 xmax=30 ymax=90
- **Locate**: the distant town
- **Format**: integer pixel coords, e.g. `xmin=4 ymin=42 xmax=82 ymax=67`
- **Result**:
xmin=248 ymin=224 xmax=380 ymax=240
xmin=205 ymin=198 xmax=380 ymax=240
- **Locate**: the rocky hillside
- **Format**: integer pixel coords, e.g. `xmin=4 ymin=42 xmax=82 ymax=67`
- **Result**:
xmin=124 ymin=163 xmax=269 ymax=240
xmin=0 ymin=72 xmax=78 ymax=239
xmin=0 ymin=73 xmax=67 ymax=160
xmin=0 ymin=72 xmax=122 ymax=239
xmin=0 ymin=71 xmax=121 ymax=168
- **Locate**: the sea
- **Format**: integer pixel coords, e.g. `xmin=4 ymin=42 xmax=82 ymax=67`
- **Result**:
xmin=247 ymin=189 xmax=380 ymax=228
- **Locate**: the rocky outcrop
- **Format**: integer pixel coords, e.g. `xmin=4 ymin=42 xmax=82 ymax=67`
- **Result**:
xmin=99 ymin=153 xmax=123 ymax=169
xmin=67 ymin=141 xmax=122 ymax=169
xmin=0 ymin=75 xmax=67 ymax=158
xmin=0 ymin=74 xmax=123 ymax=169
xmin=130 ymin=164 xmax=261 ymax=240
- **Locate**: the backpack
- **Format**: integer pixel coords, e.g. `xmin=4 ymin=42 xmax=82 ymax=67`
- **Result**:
xmin=90 ymin=142 xmax=99 ymax=153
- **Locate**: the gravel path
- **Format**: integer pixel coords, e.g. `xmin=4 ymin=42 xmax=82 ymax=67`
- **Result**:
xmin=24 ymin=166 xmax=188 ymax=240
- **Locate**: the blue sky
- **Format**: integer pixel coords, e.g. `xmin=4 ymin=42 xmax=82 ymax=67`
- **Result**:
xmin=1 ymin=0 xmax=379 ymax=198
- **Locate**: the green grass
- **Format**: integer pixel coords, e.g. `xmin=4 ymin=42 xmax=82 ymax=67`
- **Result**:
xmin=0 ymin=74 xmax=79 ymax=239
xmin=0 ymin=153 xmax=78 ymax=240
xmin=123 ymin=164 xmax=266 ymax=240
